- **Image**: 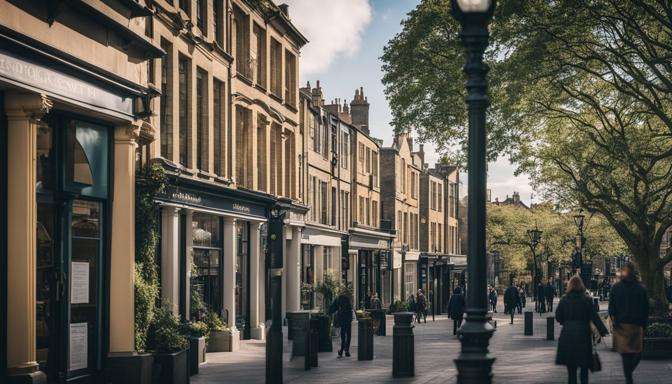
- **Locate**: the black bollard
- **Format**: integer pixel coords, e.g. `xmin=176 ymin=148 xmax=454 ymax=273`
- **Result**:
xmin=358 ymin=317 xmax=374 ymax=361
xmin=546 ymin=316 xmax=554 ymax=341
xmin=305 ymin=317 xmax=319 ymax=370
xmin=593 ymin=297 xmax=600 ymax=312
xmin=316 ymin=313 xmax=333 ymax=352
xmin=393 ymin=312 xmax=415 ymax=378
xmin=524 ymin=311 xmax=533 ymax=336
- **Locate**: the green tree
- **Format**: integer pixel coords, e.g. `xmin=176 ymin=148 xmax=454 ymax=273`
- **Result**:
xmin=382 ymin=0 xmax=672 ymax=310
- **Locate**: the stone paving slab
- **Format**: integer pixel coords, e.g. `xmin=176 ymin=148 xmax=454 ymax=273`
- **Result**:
xmin=192 ymin=301 xmax=672 ymax=383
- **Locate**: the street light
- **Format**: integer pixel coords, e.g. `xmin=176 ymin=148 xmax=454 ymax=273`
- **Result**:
xmin=573 ymin=210 xmax=586 ymax=281
xmin=526 ymin=227 xmax=542 ymax=309
xmin=451 ymin=0 xmax=496 ymax=383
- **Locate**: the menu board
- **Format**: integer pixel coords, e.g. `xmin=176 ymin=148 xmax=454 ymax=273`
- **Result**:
xmin=71 ymin=262 xmax=89 ymax=304
xmin=69 ymin=322 xmax=88 ymax=371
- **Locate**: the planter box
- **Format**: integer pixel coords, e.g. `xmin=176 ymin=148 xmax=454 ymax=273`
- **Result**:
xmin=642 ymin=337 xmax=672 ymax=360
xmin=188 ymin=336 xmax=206 ymax=376
xmin=207 ymin=330 xmax=232 ymax=352
xmin=314 ymin=314 xmax=333 ymax=352
xmin=106 ymin=352 xmax=154 ymax=384
xmin=368 ymin=309 xmax=386 ymax=336
xmin=153 ymin=349 xmax=189 ymax=384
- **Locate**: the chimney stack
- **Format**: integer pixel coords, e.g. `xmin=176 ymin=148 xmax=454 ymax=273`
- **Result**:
xmin=279 ymin=4 xmax=289 ymax=17
xmin=350 ymin=86 xmax=370 ymax=134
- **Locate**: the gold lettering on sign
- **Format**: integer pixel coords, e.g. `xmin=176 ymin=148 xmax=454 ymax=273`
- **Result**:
xmin=171 ymin=191 xmax=202 ymax=204
xmin=232 ymin=203 xmax=251 ymax=213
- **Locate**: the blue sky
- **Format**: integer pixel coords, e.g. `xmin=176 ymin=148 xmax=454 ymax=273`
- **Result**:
xmin=283 ymin=0 xmax=535 ymax=205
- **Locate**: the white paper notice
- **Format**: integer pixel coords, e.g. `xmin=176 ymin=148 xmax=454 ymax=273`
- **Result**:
xmin=71 ymin=262 xmax=89 ymax=304
xmin=69 ymin=322 xmax=87 ymax=371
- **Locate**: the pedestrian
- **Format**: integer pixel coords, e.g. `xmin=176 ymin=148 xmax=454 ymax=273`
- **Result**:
xmin=488 ymin=287 xmax=498 ymax=313
xmin=428 ymin=290 xmax=435 ymax=321
xmin=407 ymin=294 xmax=416 ymax=322
xmin=329 ymin=291 xmax=354 ymax=358
xmin=518 ymin=286 xmax=526 ymax=313
xmin=371 ymin=292 xmax=382 ymax=310
xmin=537 ymin=282 xmax=547 ymax=314
xmin=556 ymin=275 xmax=609 ymax=384
xmin=504 ymin=282 xmax=520 ymax=324
xmin=609 ymin=263 xmax=649 ymax=384
xmin=416 ymin=289 xmax=427 ymax=323
xmin=447 ymin=287 xmax=466 ymax=335
xmin=545 ymin=280 xmax=557 ymax=311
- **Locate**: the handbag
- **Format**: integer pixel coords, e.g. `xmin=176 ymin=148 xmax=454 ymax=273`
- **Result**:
xmin=589 ymin=327 xmax=602 ymax=372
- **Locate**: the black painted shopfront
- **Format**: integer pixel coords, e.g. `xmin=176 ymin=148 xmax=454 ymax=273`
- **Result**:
xmin=417 ymin=255 xmax=466 ymax=314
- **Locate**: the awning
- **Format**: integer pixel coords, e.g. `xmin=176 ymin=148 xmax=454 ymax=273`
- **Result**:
xmin=301 ymin=225 xmax=343 ymax=247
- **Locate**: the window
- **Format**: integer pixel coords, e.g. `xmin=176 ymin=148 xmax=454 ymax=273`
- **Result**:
xmin=341 ymin=191 xmax=349 ymax=230
xmin=179 ymin=0 xmax=190 ymax=15
xmin=196 ymin=68 xmax=208 ymax=171
xmin=191 ymin=214 xmax=222 ymax=318
xmin=312 ymin=115 xmax=320 ymax=153
xmin=331 ymin=187 xmax=337 ymax=226
xmin=257 ymin=114 xmax=267 ymax=192
xmin=366 ymin=148 xmax=371 ymax=174
xmin=196 ymin=0 xmax=207 ymax=33
xmin=322 ymin=122 xmax=329 ymax=158
xmin=160 ymin=40 xmax=173 ymax=160
xmin=405 ymin=262 xmax=417 ymax=298
xmin=397 ymin=211 xmax=403 ymax=245
xmin=270 ymin=38 xmax=282 ymax=97
xmin=270 ymin=123 xmax=283 ymax=196
xmin=372 ymin=200 xmax=378 ymax=227
xmin=358 ymin=143 xmax=365 ymax=173
xmin=438 ymin=185 xmax=443 ymax=212
xmin=214 ymin=0 xmax=224 ymax=46
xmin=365 ymin=197 xmax=370 ymax=226
xmin=253 ymin=24 xmax=266 ymax=88
xmin=431 ymin=222 xmax=436 ymax=252
xmin=411 ymin=172 xmax=417 ymax=199
xmin=320 ymin=181 xmax=328 ymax=224
xmin=430 ymin=182 xmax=436 ymax=211
xmin=341 ymin=130 xmax=349 ymax=170
xmin=359 ymin=196 xmax=365 ymax=225
xmin=285 ymin=50 xmax=297 ymax=106
xmin=401 ymin=159 xmax=406 ymax=193
xmin=372 ymin=151 xmax=379 ymax=186
xmin=213 ymin=79 xmax=225 ymax=176
xmin=403 ymin=212 xmax=408 ymax=244
xmin=323 ymin=247 xmax=334 ymax=276
xmin=178 ymin=55 xmax=190 ymax=167
xmin=438 ymin=223 xmax=443 ymax=252
xmin=235 ymin=106 xmax=253 ymax=187
xmin=234 ymin=7 xmax=250 ymax=78
xmin=284 ymin=131 xmax=295 ymax=197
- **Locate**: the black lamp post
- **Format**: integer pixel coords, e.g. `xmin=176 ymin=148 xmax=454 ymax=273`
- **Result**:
xmin=266 ymin=207 xmax=285 ymax=384
xmin=451 ymin=1 xmax=496 ymax=383
xmin=526 ymin=227 xmax=542 ymax=307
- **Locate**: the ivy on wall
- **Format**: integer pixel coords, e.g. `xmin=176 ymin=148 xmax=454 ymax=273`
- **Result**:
xmin=134 ymin=164 xmax=166 ymax=351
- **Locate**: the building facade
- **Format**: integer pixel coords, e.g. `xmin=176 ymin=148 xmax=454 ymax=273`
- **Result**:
xmin=146 ymin=0 xmax=307 ymax=351
xmin=0 ymin=0 xmax=162 ymax=382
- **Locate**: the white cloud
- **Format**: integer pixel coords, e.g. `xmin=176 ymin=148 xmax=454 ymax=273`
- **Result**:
xmin=280 ymin=0 xmax=373 ymax=76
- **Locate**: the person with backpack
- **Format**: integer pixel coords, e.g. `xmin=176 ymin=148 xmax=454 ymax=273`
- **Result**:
xmin=447 ymin=286 xmax=466 ymax=335
xmin=504 ymin=282 xmax=520 ymax=324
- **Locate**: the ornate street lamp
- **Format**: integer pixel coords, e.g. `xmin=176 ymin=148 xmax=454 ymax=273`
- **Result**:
xmin=266 ymin=207 xmax=285 ymax=383
xmin=526 ymin=227 xmax=542 ymax=307
xmin=451 ymin=0 xmax=496 ymax=383
xmin=573 ymin=210 xmax=586 ymax=278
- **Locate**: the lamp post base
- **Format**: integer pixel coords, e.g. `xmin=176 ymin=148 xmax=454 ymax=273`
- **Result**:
xmin=454 ymin=314 xmax=495 ymax=384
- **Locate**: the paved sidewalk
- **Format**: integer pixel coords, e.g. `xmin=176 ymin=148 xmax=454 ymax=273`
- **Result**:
xmin=192 ymin=302 xmax=672 ymax=383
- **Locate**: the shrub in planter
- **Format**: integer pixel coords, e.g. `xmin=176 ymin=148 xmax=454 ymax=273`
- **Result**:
xmin=204 ymin=311 xmax=232 ymax=352
xmin=643 ymin=323 xmax=672 ymax=360
xmin=148 ymin=306 xmax=189 ymax=384
xmin=388 ymin=300 xmax=409 ymax=314
xmin=181 ymin=321 xmax=209 ymax=375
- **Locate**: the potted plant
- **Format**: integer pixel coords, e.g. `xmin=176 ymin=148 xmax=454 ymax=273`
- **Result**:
xmin=148 ymin=306 xmax=189 ymax=384
xmin=181 ymin=321 xmax=208 ymax=375
xmin=357 ymin=311 xmax=374 ymax=360
xmin=315 ymin=273 xmax=350 ymax=352
xmin=204 ymin=311 xmax=232 ymax=352
xmin=642 ymin=322 xmax=672 ymax=360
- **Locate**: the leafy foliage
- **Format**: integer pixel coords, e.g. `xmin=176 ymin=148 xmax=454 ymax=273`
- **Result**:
xmin=134 ymin=164 xmax=166 ymax=351
xmin=180 ymin=321 xmax=210 ymax=339
xmin=646 ymin=323 xmax=672 ymax=338
xmin=203 ymin=311 xmax=228 ymax=333
xmin=148 ymin=305 xmax=188 ymax=353
xmin=315 ymin=272 xmax=351 ymax=314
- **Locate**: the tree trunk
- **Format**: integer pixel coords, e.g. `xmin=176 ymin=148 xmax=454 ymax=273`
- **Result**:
xmin=634 ymin=250 xmax=668 ymax=316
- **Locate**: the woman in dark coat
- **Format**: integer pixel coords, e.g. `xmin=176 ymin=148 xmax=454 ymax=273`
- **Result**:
xmin=330 ymin=293 xmax=353 ymax=358
xmin=556 ymin=275 xmax=609 ymax=384
xmin=447 ymin=287 xmax=466 ymax=335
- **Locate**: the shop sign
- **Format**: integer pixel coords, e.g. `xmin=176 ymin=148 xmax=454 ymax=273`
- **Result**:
xmin=0 ymin=49 xmax=134 ymax=117
xmin=158 ymin=185 xmax=267 ymax=219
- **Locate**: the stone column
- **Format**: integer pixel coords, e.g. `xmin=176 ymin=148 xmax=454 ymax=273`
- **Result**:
xmin=161 ymin=206 xmax=180 ymax=316
xmin=184 ymin=209 xmax=193 ymax=319
xmin=249 ymin=222 xmax=264 ymax=340
xmin=109 ymin=122 xmax=142 ymax=355
xmin=5 ymin=93 xmax=50 ymax=384
xmin=222 ymin=216 xmax=240 ymax=350
xmin=285 ymin=226 xmax=302 ymax=313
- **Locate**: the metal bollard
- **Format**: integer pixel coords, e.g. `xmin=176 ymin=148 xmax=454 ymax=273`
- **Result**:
xmin=524 ymin=311 xmax=533 ymax=336
xmin=305 ymin=317 xmax=319 ymax=370
xmin=393 ymin=312 xmax=415 ymax=378
xmin=289 ymin=312 xmax=310 ymax=357
xmin=593 ymin=297 xmax=600 ymax=312
xmin=546 ymin=316 xmax=555 ymax=340
xmin=358 ymin=317 xmax=374 ymax=361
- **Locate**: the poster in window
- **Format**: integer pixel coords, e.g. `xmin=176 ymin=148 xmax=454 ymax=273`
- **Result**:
xmin=71 ymin=262 xmax=90 ymax=304
xmin=69 ymin=322 xmax=88 ymax=371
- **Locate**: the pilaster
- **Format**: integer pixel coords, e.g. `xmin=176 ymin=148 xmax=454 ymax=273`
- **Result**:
xmin=249 ymin=222 xmax=264 ymax=340
xmin=285 ymin=226 xmax=301 ymax=313
xmin=222 ymin=216 xmax=240 ymax=350
xmin=161 ymin=206 xmax=180 ymax=315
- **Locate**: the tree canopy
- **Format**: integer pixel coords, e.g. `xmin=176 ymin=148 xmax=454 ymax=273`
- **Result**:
xmin=382 ymin=0 xmax=672 ymax=310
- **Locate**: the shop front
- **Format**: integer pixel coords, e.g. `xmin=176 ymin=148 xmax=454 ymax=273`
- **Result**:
xmin=0 ymin=30 xmax=158 ymax=383
xmin=349 ymin=227 xmax=394 ymax=309
xmin=155 ymin=176 xmax=275 ymax=347
xmin=300 ymin=225 xmax=344 ymax=312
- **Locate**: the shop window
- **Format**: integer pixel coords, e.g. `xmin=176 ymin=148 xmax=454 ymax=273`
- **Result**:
xmin=36 ymin=124 xmax=55 ymax=192
xmin=191 ymin=213 xmax=223 ymax=319
xmin=65 ymin=121 xmax=109 ymax=199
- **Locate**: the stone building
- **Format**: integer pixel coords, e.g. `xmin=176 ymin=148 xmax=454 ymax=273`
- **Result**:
xmin=380 ymin=132 xmax=422 ymax=302
xmin=146 ymin=0 xmax=307 ymax=355
xmin=0 ymin=1 xmax=162 ymax=382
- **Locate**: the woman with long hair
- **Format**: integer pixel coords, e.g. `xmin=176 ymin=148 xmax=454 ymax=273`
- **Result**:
xmin=555 ymin=275 xmax=609 ymax=384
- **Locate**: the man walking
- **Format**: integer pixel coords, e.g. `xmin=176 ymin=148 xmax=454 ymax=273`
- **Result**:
xmin=416 ymin=289 xmax=427 ymax=324
xmin=488 ymin=286 xmax=498 ymax=313
xmin=609 ymin=263 xmax=649 ymax=384
xmin=448 ymin=287 xmax=466 ymax=335
xmin=330 ymin=291 xmax=354 ymax=358
xmin=518 ymin=285 xmax=526 ymax=313
xmin=536 ymin=282 xmax=547 ymax=314
xmin=545 ymin=280 xmax=556 ymax=311
xmin=504 ymin=282 xmax=520 ymax=324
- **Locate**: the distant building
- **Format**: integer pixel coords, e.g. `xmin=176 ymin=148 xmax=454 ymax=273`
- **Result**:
xmin=492 ymin=191 xmax=529 ymax=209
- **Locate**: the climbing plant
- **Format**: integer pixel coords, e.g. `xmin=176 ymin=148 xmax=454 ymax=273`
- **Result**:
xmin=134 ymin=164 xmax=166 ymax=351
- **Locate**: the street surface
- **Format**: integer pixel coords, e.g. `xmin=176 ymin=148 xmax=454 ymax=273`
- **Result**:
xmin=193 ymin=301 xmax=672 ymax=383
